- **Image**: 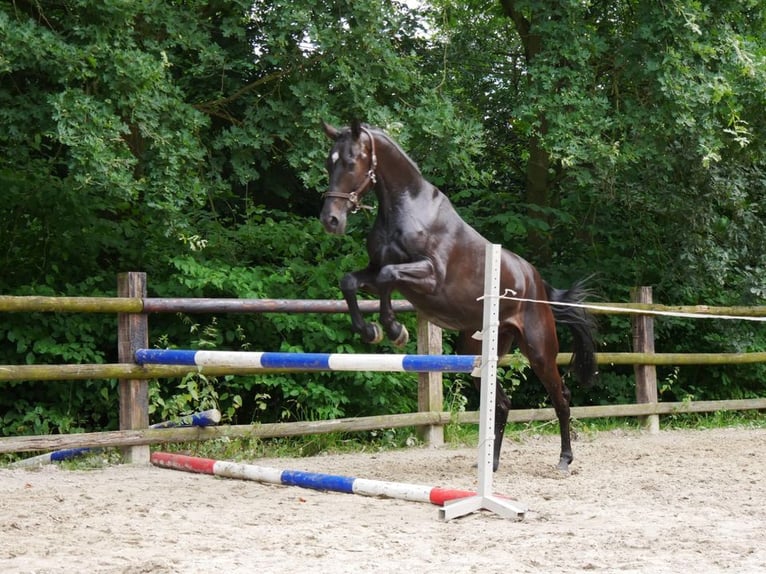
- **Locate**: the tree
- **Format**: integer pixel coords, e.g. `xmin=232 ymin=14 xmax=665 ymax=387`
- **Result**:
xmin=1 ymin=0 xmax=764 ymax=437
xmin=0 ymin=0 xmax=488 ymax=434
xmin=428 ymin=0 xmax=765 ymax=295
xmin=0 ymin=1 xmax=221 ymax=289
xmin=426 ymin=0 xmax=766 ymax=403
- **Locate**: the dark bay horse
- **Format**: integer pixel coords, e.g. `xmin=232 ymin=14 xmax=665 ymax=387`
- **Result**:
xmin=319 ymin=120 xmax=597 ymax=472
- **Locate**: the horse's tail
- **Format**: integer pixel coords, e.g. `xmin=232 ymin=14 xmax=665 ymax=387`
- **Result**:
xmin=545 ymin=279 xmax=598 ymax=387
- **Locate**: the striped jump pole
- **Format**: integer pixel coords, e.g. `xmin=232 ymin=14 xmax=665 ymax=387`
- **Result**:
xmin=10 ymin=409 xmax=221 ymax=468
xmin=149 ymin=408 xmax=222 ymax=429
xmin=150 ymin=452 xmax=511 ymax=508
xmin=135 ymin=349 xmax=479 ymax=374
xmin=10 ymin=447 xmax=96 ymax=468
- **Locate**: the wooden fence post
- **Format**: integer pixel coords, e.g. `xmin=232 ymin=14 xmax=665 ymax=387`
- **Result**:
xmin=118 ymin=272 xmax=150 ymax=463
xmin=632 ymin=286 xmax=660 ymax=433
xmin=417 ymin=314 xmax=444 ymax=447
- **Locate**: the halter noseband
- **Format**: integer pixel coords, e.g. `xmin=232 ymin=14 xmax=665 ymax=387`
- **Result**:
xmin=323 ymin=127 xmax=377 ymax=214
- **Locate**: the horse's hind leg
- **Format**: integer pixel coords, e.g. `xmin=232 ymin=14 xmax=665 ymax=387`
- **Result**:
xmin=518 ymin=321 xmax=573 ymax=472
xmin=457 ymin=330 xmax=513 ymax=472
xmin=549 ymin=374 xmax=573 ymax=472
xmin=535 ymin=363 xmax=573 ymax=472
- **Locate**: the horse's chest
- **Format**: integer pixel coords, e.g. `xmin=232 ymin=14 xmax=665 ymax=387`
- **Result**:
xmin=377 ymin=241 xmax=409 ymax=264
xmin=369 ymin=225 xmax=424 ymax=264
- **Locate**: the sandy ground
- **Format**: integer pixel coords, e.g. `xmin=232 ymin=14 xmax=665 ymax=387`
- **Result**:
xmin=1 ymin=426 xmax=765 ymax=574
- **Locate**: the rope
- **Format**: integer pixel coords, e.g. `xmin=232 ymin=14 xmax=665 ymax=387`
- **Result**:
xmin=478 ymin=291 xmax=766 ymax=322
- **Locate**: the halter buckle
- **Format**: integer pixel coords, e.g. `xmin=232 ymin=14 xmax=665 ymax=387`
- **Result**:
xmin=348 ymin=191 xmax=360 ymax=213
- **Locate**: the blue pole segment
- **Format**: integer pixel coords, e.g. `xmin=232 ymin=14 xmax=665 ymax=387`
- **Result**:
xmin=401 ymin=354 xmax=475 ymax=373
xmin=135 ymin=348 xmax=198 ymax=366
xmin=49 ymin=448 xmax=92 ymax=462
xmin=190 ymin=410 xmax=220 ymax=427
xmin=280 ymin=470 xmax=357 ymax=493
xmin=259 ymin=352 xmax=331 ymax=370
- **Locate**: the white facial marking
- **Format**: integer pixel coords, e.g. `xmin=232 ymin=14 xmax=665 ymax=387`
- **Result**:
xmin=331 ymin=151 xmax=340 ymax=164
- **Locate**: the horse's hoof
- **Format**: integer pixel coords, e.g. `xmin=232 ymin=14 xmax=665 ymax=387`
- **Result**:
xmin=556 ymin=459 xmax=571 ymax=475
xmin=392 ymin=325 xmax=409 ymax=347
xmin=368 ymin=323 xmax=384 ymax=344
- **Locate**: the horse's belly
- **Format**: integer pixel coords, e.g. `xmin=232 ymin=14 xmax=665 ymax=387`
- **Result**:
xmin=398 ymin=291 xmax=481 ymax=332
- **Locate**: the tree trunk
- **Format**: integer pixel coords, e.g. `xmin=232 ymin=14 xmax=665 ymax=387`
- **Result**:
xmin=525 ymin=131 xmax=552 ymax=262
xmin=499 ymin=0 xmax=552 ymax=263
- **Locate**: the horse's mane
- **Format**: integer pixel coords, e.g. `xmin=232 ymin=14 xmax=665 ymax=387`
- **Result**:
xmin=365 ymin=125 xmax=422 ymax=176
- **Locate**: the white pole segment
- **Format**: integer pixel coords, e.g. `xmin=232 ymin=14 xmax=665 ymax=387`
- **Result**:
xmin=195 ymin=351 xmax=266 ymax=367
xmin=352 ymin=478 xmax=433 ymax=503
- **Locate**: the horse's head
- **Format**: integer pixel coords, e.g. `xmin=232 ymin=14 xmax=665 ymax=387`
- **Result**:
xmin=320 ymin=120 xmax=377 ymax=235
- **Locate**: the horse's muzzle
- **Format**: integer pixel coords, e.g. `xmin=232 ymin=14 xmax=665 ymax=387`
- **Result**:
xmin=320 ymin=209 xmax=347 ymax=235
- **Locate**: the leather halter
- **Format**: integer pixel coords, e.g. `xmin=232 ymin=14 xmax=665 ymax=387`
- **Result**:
xmin=323 ymin=127 xmax=377 ymax=213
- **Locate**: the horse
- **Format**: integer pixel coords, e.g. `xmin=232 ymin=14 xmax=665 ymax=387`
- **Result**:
xmin=319 ymin=120 xmax=597 ymax=473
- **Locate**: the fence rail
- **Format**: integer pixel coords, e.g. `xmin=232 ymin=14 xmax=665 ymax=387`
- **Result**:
xmin=0 ymin=295 xmax=415 ymax=314
xmin=3 ymin=294 xmax=766 ymax=317
xmin=3 ymin=398 xmax=766 ymax=455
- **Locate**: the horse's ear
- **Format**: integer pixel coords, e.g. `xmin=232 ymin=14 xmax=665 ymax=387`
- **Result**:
xmin=350 ymin=119 xmax=362 ymax=140
xmin=322 ymin=121 xmax=340 ymax=140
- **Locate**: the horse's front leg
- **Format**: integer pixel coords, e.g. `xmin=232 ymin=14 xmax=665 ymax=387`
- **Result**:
xmin=340 ymin=268 xmax=385 ymax=344
xmin=377 ymin=284 xmax=409 ymax=347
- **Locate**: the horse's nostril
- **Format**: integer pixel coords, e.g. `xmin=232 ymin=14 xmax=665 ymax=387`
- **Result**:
xmin=320 ymin=212 xmax=340 ymax=233
xmin=324 ymin=214 xmax=347 ymax=234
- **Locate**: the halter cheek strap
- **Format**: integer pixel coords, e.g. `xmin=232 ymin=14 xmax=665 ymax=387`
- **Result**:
xmin=323 ymin=127 xmax=377 ymax=213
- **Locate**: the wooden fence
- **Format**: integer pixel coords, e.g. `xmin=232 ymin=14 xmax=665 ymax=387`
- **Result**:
xmin=1 ymin=273 xmax=765 ymax=461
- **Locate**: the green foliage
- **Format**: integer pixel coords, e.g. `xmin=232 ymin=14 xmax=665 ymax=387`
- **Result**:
xmin=143 ymin=209 xmax=421 ymax=425
xmin=148 ymin=371 xmax=244 ymax=426
xmin=429 ymin=0 xmax=766 ymax=405
xmin=661 ymin=410 xmax=766 ymax=431
xmin=1 ymin=0 xmax=764 ymax=438
xmin=0 ymin=280 xmax=118 ymax=436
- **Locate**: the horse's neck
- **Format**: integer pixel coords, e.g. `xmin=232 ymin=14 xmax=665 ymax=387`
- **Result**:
xmin=373 ymin=141 xmax=430 ymax=209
